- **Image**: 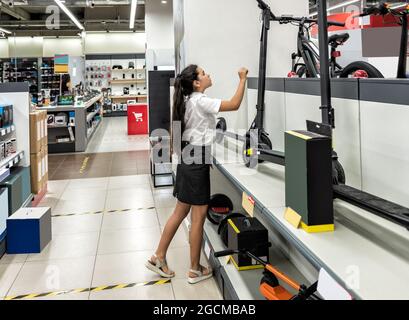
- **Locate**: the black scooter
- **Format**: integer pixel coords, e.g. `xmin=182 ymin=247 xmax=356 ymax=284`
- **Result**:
xmin=216 ymin=0 xmax=345 ymax=168
xmin=308 ymin=0 xmax=409 ymax=229
xmin=216 ymin=0 xmax=274 ymax=168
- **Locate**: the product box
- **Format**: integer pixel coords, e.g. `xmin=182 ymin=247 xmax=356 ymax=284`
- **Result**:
xmin=285 ymin=130 xmax=333 ymax=232
xmin=0 ymin=105 xmax=13 ymax=128
xmin=227 ymin=217 xmax=269 ymax=271
xmin=30 ymin=110 xmax=47 ymax=154
xmin=7 ymin=207 xmax=52 ymax=254
xmin=41 ymin=111 xmax=48 ymax=148
xmin=30 ymin=150 xmax=43 ymax=194
xmin=41 ymin=146 xmax=48 ymax=189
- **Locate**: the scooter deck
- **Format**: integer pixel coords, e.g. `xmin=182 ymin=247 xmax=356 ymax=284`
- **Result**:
xmin=333 ymin=184 xmax=409 ymax=230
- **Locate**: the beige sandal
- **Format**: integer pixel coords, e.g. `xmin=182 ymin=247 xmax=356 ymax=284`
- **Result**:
xmin=145 ymin=254 xmax=175 ymax=278
xmin=188 ymin=266 xmax=213 ymax=284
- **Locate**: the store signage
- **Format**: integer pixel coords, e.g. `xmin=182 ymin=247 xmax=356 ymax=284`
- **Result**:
xmin=54 ymin=54 xmax=69 ymax=74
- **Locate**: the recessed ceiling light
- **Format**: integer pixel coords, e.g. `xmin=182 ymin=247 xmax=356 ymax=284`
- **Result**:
xmin=161 ymin=0 xmax=168 ymax=3
xmin=129 ymin=0 xmax=137 ymax=29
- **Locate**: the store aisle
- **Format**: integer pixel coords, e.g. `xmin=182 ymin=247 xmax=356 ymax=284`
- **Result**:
xmin=0 ymin=175 xmax=222 ymax=300
xmin=86 ymin=117 xmax=150 ymax=154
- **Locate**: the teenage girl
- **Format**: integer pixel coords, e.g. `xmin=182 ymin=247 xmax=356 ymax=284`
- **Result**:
xmin=146 ymin=65 xmax=248 ymax=284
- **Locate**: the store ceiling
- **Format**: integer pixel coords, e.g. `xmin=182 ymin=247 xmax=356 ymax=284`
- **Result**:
xmin=0 ymin=0 xmax=146 ymax=37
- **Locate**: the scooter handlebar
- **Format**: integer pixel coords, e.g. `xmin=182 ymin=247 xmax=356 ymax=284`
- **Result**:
xmin=275 ymin=15 xmax=345 ymax=27
xmin=256 ymin=0 xmax=269 ymax=11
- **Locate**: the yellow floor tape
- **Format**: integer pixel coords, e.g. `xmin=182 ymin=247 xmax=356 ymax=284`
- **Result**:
xmin=4 ymin=279 xmax=171 ymax=300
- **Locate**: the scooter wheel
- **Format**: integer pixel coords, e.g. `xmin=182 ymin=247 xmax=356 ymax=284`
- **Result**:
xmin=332 ymin=159 xmax=346 ymax=185
xmin=207 ymin=194 xmax=234 ymax=225
xmin=215 ymin=118 xmax=227 ymax=144
xmin=258 ymin=132 xmax=272 ymax=164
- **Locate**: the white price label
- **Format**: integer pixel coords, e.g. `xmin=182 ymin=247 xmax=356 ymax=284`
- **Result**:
xmin=6 ymin=127 xmax=10 ymax=134
xmin=1 ymin=130 xmax=5 ymax=136
xmin=8 ymin=161 xmax=13 ymax=167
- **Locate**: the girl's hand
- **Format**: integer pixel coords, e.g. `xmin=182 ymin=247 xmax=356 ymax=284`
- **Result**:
xmin=238 ymin=68 xmax=249 ymax=80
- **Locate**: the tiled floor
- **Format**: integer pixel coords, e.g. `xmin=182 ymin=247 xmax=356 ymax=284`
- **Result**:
xmin=0 ymin=118 xmax=222 ymax=300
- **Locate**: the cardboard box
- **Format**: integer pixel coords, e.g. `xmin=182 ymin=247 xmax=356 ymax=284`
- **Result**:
xmin=30 ymin=111 xmax=46 ymax=154
xmin=41 ymin=111 xmax=48 ymax=148
xmin=30 ymin=150 xmax=43 ymax=194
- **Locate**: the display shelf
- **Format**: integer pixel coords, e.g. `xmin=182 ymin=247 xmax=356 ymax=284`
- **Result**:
xmin=109 ymin=95 xmax=147 ymax=99
xmin=0 ymin=125 xmax=15 ymax=137
xmin=47 ymin=124 xmax=75 ymax=129
xmin=0 ymin=151 xmax=24 ymax=171
xmin=103 ymin=110 xmax=127 ymax=117
xmin=86 ymin=109 xmax=101 ymax=122
xmin=110 ymin=79 xmax=146 ymax=85
xmin=211 ymin=145 xmax=409 ymax=300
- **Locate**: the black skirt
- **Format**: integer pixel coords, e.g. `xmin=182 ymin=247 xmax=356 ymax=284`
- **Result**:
xmin=173 ymin=144 xmax=212 ymax=206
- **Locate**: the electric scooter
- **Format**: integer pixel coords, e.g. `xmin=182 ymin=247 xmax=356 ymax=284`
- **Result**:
xmin=214 ymin=249 xmax=321 ymax=300
xmin=216 ymin=0 xmax=345 ymax=168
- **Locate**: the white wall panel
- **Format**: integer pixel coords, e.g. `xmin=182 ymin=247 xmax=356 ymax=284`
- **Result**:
xmin=182 ymin=0 xmax=308 ymax=132
xmin=0 ymin=40 xmax=9 ymax=58
xmin=8 ymin=37 xmax=43 ymax=58
xmin=84 ymin=33 xmax=146 ymax=54
xmin=360 ymin=101 xmax=409 ymax=207
xmin=43 ymin=38 xmax=83 ymax=57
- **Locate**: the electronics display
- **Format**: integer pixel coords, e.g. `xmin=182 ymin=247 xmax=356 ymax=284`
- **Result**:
xmin=0 ymin=105 xmax=13 ymax=128
xmin=47 ymin=114 xmax=55 ymax=126
xmin=57 ymin=95 xmax=74 ymax=106
xmin=54 ymin=113 xmax=68 ymax=126
xmin=69 ymin=112 xmax=75 ymax=126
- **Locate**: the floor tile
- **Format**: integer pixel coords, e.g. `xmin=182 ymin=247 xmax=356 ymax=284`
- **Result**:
xmin=92 ymin=251 xmax=161 ymax=286
xmin=165 ymin=247 xmax=209 ymax=280
xmin=89 ymin=284 xmax=174 ymax=300
xmin=53 ymin=198 xmax=106 ymax=215
xmin=0 ymin=254 xmax=28 ymax=265
xmin=101 ymin=209 xmax=158 ymax=231
xmin=172 ymin=278 xmax=223 ymax=300
xmin=7 ymin=256 xmax=95 ymax=296
xmin=28 ymin=292 xmax=90 ymax=300
xmin=161 ymin=226 xmax=189 ymax=249
xmin=108 ymin=174 xmax=151 ymax=190
xmin=59 ymin=188 xmax=107 ymax=202
xmin=156 ymin=207 xmax=174 ymax=226
xmin=26 ymin=232 xmax=99 ymax=262
xmin=52 ymin=214 xmax=103 ymax=235
xmin=154 ymin=193 xmax=177 ymax=208
xmin=105 ymin=188 xmax=155 ymax=211
xmin=98 ymin=226 xmax=161 ymax=255
xmin=66 ymin=177 xmax=109 ymax=190
xmin=0 ymin=263 xmax=24 ymax=297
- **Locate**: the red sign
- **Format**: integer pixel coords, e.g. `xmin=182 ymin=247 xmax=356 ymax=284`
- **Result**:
xmin=127 ymin=104 xmax=148 ymax=135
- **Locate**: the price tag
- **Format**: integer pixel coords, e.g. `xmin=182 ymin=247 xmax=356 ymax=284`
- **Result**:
xmin=1 ymin=129 xmax=5 ymax=136
xmin=8 ymin=161 xmax=13 ymax=167
xmin=6 ymin=127 xmax=10 ymax=134
xmin=284 ymin=207 xmax=302 ymax=229
xmin=242 ymin=192 xmax=255 ymax=217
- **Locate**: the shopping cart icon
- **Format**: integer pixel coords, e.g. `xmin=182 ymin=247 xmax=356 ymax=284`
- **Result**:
xmin=133 ymin=112 xmax=144 ymax=122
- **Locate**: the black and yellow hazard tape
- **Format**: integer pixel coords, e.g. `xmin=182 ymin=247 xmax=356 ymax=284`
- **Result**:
xmin=52 ymin=207 xmax=156 ymax=218
xmin=4 ymin=279 xmax=171 ymax=301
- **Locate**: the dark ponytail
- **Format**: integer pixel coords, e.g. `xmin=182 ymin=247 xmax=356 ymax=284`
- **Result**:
xmin=172 ymin=64 xmax=199 ymax=135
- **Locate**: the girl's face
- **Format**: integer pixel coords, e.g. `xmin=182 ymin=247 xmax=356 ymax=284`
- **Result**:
xmin=194 ymin=67 xmax=212 ymax=92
